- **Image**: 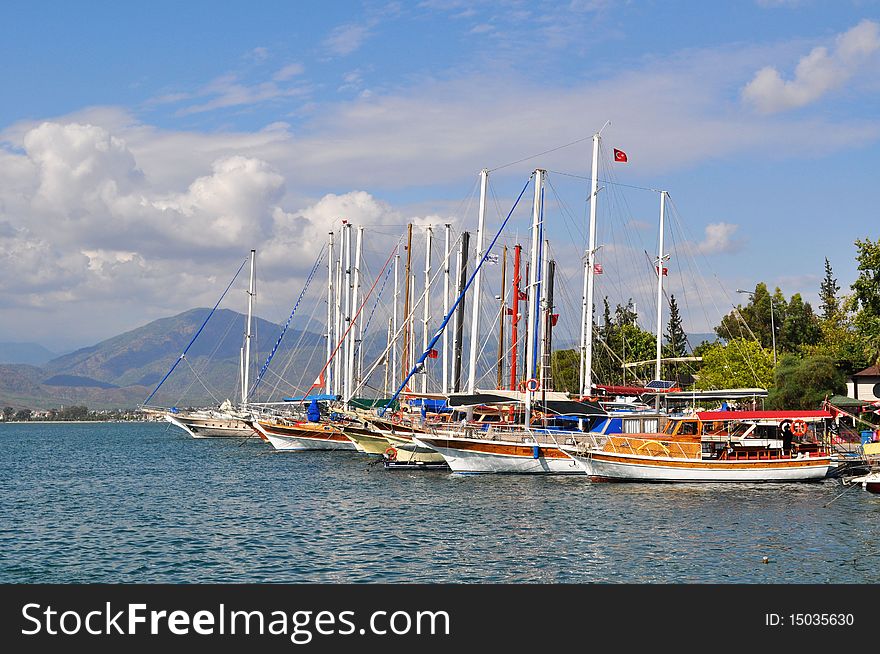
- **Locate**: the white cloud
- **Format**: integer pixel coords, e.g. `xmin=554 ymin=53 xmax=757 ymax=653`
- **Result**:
xmin=323 ymin=23 xmax=372 ymax=56
xmin=696 ymin=223 xmax=744 ymax=254
xmin=274 ymin=63 xmax=305 ymax=81
xmin=742 ymin=19 xmax=880 ymax=113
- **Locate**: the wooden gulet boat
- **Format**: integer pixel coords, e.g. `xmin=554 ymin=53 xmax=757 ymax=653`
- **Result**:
xmin=571 ymin=411 xmax=834 ymax=482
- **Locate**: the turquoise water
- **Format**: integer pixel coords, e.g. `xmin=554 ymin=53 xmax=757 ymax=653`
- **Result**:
xmin=2 ymin=421 xmax=879 ymax=583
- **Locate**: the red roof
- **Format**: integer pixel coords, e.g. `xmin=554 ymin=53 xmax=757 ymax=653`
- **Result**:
xmin=853 ymin=365 xmax=880 ymax=377
xmin=696 ymin=410 xmax=832 ymax=421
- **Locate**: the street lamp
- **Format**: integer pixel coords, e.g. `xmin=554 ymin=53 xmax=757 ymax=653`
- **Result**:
xmin=737 ymin=289 xmax=777 ymax=367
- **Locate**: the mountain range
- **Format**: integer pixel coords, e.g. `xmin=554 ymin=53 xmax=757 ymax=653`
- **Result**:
xmin=0 ymin=308 xmax=325 ymax=411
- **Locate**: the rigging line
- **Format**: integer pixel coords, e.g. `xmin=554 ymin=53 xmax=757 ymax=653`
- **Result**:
xmin=547 ymin=169 xmax=665 ymax=195
xmin=142 ymin=254 xmax=249 ymax=407
xmin=313 ymin=238 xmax=402 ymax=402
xmin=353 ymin=263 xmax=393 ymax=374
xmin=381 ymin=175 xmax=534 ymax=415
xmin=266 ymin=285 xmax=325 ymax=400
xmin=489 ymin=135 xmax=594 ymax=173
xmin=250 ymin=246 xmax=326 ymax=397
xmin=182 ymin=357 xmax=223 ymax=406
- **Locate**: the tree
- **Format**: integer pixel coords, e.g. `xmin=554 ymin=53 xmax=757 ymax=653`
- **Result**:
xmin=715 ymin=283 xmax=777 ymax=350
xmin=695 ymin=338 xmax=774 ymax=390
xmin=664 ymin=294 xmax=688 ymax=358
xmin=819 ymin=257 xmax=840 ymax=322
xmin=14 ymin=409 xmax=32 ymax=421
xmin=550 ymin=349 xmax=580 ymax=394
xmin=851 ymin=238 xmax=880 ymax=366
xmin=778 ymin=293 xmax=821 ymax=352
xmin=2 ymin=407 xmax=14 ymax=421
xmin=767 ymin=354 xmax=846 ymax=410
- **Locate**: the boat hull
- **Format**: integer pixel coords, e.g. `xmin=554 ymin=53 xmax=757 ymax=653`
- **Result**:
xmin=413 ymin=435 xmax=583 ymax=474
xmin=165 ymin=414 xmax=256 ymax=438
xmin=383 ymin=432 xmax=448 ymax=465
xmin=251 ymin=420 xmax=357 ymax=451
xmin=577 ymin=451 xmax=833 ymax=482
xmin=342 ymin=429 xmax=390 ymax=455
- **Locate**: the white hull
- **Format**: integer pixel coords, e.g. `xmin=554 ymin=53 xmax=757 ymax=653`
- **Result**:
xmin=577 ymin=452 xmax=832 ymax=482
xmin=413 ymin=436 xmax=583 ymax=474
xmin=165 ymin=414 xmax=255 ymax=438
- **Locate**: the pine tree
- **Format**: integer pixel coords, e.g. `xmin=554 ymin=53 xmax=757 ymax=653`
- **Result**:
xmin=819 ymin=257 xmax=840 ymax=321
xmin=665 ymin=294 xmax=688 ymax=357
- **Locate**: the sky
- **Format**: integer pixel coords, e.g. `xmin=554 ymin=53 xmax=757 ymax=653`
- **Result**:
xmin=2 ymin=0 xmax=880 ymax=354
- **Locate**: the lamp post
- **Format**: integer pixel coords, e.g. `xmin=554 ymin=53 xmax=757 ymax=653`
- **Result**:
xmin=737 ymin=289 xmax=776 ymax=367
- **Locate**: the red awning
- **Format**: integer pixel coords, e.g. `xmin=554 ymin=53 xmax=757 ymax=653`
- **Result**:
xmin=696 ymin=410 xmax=833 ymax=421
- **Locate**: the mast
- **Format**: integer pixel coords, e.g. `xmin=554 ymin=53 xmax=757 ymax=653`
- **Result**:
xmin=452 ymin=231 xmax=470 ymax=392
xmin=402 ymin=223 xmax=413 ymax=385
xmin=543 ymin=256 xmax=555 ymax=391
xmin=654 ymin=190 xmax=668 ymax=398
xmin=422 ymin=225 xmax=433 ymax=393
xmin=384 ymin=317 xmax=393 ymax=395
xmin=496 ymin=245 xmax=507 ymax=389
xmin=467 ymin=169 xmax=489 ymax=395
xmin=392 ymin=252 xmax=399 ymax=391
xmin=442 ymin=224 xmax=451 ymax=395
xmin=241 ymin=248 xmax=256 ymax=406
xmin=333 ymin=248 xmax=343 ymax=397
xmin=326 ymin=233 xmax=334 ymax=395
xmin=342 ymin=221 xmax=352 ymax=404
xmin=526 ymin=169 xmax=544 ymax=382
xmin=346 ymin=226 xmax=363 ymax=403
xmin=509 ymin=244 xmax=522 ymax=391
xmin=581 ymin=131 xmax=601 ymax=398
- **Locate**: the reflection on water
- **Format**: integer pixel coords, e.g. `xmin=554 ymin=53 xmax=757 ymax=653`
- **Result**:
xmin=2 ymin=422 xmax=879 ymax=583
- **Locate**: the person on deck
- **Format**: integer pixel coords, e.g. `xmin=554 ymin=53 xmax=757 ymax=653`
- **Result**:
xmin=781 ymin=421 xmax=794 ymax=455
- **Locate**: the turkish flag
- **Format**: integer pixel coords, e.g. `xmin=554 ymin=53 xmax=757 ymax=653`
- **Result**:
xmin=613 ymin=148 xmax=628 ymax=163
xmin=550 ymin=314 xmax=560 ymax=326
xmin=427 ymin=349 xmax=439 ymax=359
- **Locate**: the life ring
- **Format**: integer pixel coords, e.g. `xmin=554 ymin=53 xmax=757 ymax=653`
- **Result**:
xmin=391 ymin=413 xmax=402 ymax=424
xmin=384 ymin=447 xmax=397 ymax=461
xmin=791 ymin=420 xmax=808 ymax=437
xmin=526 ymin=378 xmax=539 ymax=392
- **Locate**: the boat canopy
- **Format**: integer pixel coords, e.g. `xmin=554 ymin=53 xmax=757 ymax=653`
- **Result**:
xmin=283 ymin=394 xmax=338 ymax=403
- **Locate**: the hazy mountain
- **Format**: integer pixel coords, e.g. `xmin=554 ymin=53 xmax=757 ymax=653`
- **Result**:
xmin=0 ymin=308 xmax=326 ymax=410
xmin=0 ymin=342 xmax=57 ymax=365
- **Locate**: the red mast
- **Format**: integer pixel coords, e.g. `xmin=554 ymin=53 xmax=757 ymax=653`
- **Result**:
xmin=509 ymin=244 xmax=522 ymax=391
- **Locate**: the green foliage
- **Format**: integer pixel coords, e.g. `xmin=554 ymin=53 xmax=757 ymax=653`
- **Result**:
xmin=14 ymin=408 xmax=32 ymax=421
xmin=664 ymin=294 xmax=688 ymax=358
xmin=767 ymin=354 xmax=846 ymax=410
xmin=2 ymin=407 xmax=14 ymax=421
xmin=819 ymin=257 xmax=840 ymax=322
xmin=550 ymin=349 xmax=580 ymax=394
xmin=852 ymin=237 xmax=880 ymax=317
xmin=695 ymin=338 xmax=774 ymax=390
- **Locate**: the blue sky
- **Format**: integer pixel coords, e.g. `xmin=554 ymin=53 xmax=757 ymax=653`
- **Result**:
xmin=1 ymin=1 xmax=879 ymax=353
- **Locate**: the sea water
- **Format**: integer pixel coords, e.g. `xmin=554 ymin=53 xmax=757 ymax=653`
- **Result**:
xmin=2 ymin=421 xmax=878 ymax=583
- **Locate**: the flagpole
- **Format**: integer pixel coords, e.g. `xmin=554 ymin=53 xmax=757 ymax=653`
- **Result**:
xmin=654 ymin=190 xmax=668 ymax=403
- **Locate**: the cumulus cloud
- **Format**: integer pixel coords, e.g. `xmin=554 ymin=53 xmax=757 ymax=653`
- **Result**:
xmin=0 ymin=118 xmax=417 ymax=344
xmin=742 ymin=19 xmax=880 ymax=113
xmin=696 ymin=222 xmax=744 ymax=254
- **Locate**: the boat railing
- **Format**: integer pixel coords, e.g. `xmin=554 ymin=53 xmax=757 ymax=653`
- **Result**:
xmin=580 ymin=434 xmax=696 ymax=460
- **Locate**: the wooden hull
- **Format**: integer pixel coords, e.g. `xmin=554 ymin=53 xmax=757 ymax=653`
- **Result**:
xmin=165 ymin=413 xmax=256 ymax=438
xmin=577 ymin=450 xmax=833 ymax=482
xmin=383 ymin=432 xmax=447 ymax=465
xmin=251 ymin=420 xmax=357 ymax=451
xmin=413 ymin=434 xmax=583 ymax=474
xmin=341 ymin=430 xmax=390 ymax=455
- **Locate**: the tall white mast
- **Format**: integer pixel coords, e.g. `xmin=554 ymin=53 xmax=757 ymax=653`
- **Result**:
xmin=333 ymin=251 xmax=343 ymax=397
xmin=654 ymin=190 xmax=668 ymax=384
xmin=442 ymin=224 xmax=451 ymax=395
xmin=241 ymin=248 xmax=256 ymax=407
xmin=467 ymin=169 xmax=489 ymax=395
xmin=421 ymin=225 xmax=433 ymax=394
xmin=342 ymin=222 xmax=352 ymax=404
xmin=347 ymin=226 xmax=363 ymax=403
xmin=326 ymin=232 xmax=334 ymax=395
xmin=581 ymin=130 xmax=602 ymax=397
xmin=526 ymin=169 xmax=544 ymax=383
xmin=525 ymin=170 xmax=544 ymax=429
